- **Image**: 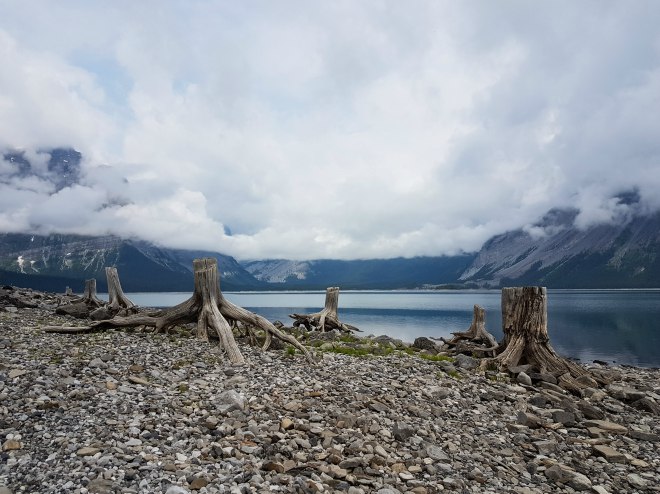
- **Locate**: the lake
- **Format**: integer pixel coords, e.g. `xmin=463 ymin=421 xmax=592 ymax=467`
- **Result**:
xmin=122 ymin=289 xmax=660 ymax=368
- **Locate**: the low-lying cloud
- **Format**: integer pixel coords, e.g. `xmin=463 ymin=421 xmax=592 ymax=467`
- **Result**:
xmin=1 ymin=2 xmax=659 ymax=260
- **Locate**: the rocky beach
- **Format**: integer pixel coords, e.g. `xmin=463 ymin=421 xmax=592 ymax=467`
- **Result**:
xmin=1 ymin=286 xmax=659 ymax=493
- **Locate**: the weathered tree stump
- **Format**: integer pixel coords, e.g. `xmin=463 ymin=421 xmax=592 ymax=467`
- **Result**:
xmin=105 ymin=267 xmax=137 ymax=315
xmin=45 ymin=258 xmax=313 ymax=364
xmin=81 ymin=279 xmax=104 ymax=307
xmin=442 ymin=305 xmax=498 ymax=357
xmin=289 ymin=287 xmax=359 ymax=333
xmin=482 ymin=287 xmax=598 ymax=394
xmin=56 ymin=278 xmax=104 ymax=318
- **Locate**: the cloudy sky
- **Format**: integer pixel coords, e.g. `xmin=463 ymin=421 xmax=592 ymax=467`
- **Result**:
xmin=1 ymin=1 xmax=659 ymax=260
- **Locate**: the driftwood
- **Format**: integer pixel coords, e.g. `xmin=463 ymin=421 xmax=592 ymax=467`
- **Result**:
xmin=289 ymin=286 xmax=359 ymax=333
xmin=442 ymin=304 xmax=498 ymax=357
xmin=45 ymin=258 xmax=313 ymax=364
xmin=481 ymin=287 xmax=603 ymax=394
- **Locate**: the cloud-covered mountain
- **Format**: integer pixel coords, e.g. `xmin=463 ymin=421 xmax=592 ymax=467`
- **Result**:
xmin=459 ymin=208 xmax=660 ymax=288
xmin=1 ymin=146 xmax=658 ymax=290
xmin=2 ymin=147 xmax=82 ymax=192
xmin=0 ymin=233 xmax=263 ymax=292
xmin=244 ymin=204 xmax=660 ymax=289
xmin=2 ymin=206 xmax=659 ymax=291
xmin=243 ymin=256 xmax=476 ymax=290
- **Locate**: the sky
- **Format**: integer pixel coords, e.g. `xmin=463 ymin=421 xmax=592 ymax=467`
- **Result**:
xmin=0 ymin=1 xmax=659 ymax=260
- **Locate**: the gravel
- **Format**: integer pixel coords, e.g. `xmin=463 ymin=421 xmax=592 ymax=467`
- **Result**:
xmin=1 ymin=287 xmax=659 ymax=493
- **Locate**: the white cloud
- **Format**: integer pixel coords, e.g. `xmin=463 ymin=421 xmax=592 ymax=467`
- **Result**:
xmin=0 ymin=1 xmax=659 ymax=260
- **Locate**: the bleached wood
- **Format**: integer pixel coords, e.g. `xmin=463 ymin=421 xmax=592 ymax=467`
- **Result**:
xmin=82 ymin=279 xmax=104 ymax=307
xmin=106 ymin=267 xmax=136 ymax=314
xmin=45 ymin=258 xmax=313 ymax=364
xmin=443 ymin=305 xmax=498 ymax=356
xmin=482 ymin=287 xmax=598 ymax=393
xmin=289 ymin=287 xmax=360 ymax=333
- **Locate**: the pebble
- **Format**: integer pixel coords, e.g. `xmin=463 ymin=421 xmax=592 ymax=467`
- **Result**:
xmin=1 ymin=290 xmax=659 ymax=493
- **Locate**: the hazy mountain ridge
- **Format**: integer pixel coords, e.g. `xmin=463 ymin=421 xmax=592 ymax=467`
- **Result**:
xmin=460 ymin=209 xmax=660 ymax=288
xmin=3 ymin=208 xmax=659 ymax=291
xmin=0 ymin=233 xmax=263 ymax=292
xmin=243 ymin=256 xmax=476 ymax=290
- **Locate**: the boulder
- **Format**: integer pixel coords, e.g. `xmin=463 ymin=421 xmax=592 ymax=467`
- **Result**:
xmin=454 ymin=354 xmax=478 ymax=370
xmin=412 ymin=337 xmax=438 ymax=353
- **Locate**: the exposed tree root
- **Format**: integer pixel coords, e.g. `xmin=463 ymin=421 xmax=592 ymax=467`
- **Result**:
xmin=442 ymin=304 xmax=498 ymax=357
xmin=290 ymin=287 xmax=359 ymax=333
xmin=480 ymin=287 xmax=607 ymax=394
xmin=45 ymin=258 xmax=313 ymax=364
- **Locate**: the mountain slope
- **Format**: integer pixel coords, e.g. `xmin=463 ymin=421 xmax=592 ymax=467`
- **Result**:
xmin=0 ymin=233 xmax=264 ymax=292
xmin=243 ymin=255 xmax=476 ymax=289
xmin=460 ymin=209 xmax=660 ymax=288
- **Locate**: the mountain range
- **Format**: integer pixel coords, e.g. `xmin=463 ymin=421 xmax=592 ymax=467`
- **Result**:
xmin=1 ymin=204 xmax=658 ymax=292
xmin=1 ymin=148 xmax=658 ymax=290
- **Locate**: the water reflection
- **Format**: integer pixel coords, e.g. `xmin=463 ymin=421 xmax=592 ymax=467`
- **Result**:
xmin=126 ymin=289 xmax=660 ymax=368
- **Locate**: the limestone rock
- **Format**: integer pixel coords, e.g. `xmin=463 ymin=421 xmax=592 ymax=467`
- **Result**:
xmin=593 ymin=445 xmax=627 ymax=463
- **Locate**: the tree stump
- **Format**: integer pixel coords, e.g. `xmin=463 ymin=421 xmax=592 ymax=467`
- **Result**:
xmin=105 ymin=267 xmax=137 ymax=315
xmin=81 ymin=279 xmax=104 ymax=307
xmin=290 ymin=287 xmax=359 ymax=332
xmin=56 ymin=278 xmax=103 ymax=318
xmin=482 ymin=287 xmax=596 ymax=394
xmin=45 ymin=258 xmax=313 ymax=364
xmin=442 ymin=305 xmax=498 ymax=357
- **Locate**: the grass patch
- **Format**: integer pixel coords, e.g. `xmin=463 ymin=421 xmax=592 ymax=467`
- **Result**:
xmin=419 ymin=353 xmax=454 ymax=363
xmin=326 ymin=345 xmax=372 ymax=357
xmin=446 ymin=369 xmax=462 ymax=380
xmin=285 ymin=346 xmax=297 ymax=356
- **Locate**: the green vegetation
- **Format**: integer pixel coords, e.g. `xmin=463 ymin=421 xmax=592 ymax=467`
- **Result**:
xmin=419 ymin=353 xmax=454 ymax=363
xmin=446 ymin=369 xmax=462 ymax=380
xmin=325 ymin=345 xmax=372 ymax=357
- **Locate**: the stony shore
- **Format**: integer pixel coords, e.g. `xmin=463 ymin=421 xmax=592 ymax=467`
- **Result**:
xmin=1 ymin=286 xmax=659 ymax=493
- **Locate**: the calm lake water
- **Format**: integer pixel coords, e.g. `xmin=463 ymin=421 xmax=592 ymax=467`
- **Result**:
xmin=122 ymin=289 xmax=660 ymax=368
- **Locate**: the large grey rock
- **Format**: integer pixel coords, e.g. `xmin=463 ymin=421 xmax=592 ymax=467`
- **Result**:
xmin=425 ymin=444 xmax=450 ymax=462
xmin=216 ymin=389 xmax=247 ymax=413
xmin=165 ymin=487 xmax=191 ymax=494
xmin=516 ymin=371 xmax=532 ymax=386
xmin=55 ymin=302 xmax=90 ymax=319
xmin=412 ymin=337 xmax=437 ymax=353
xmin=545 ymin=464 xmax=592 ymax=491
xmin=454 ymin=353 xmax=478 ymax=370
xmin=90 ymin=306 xmax=113 ymax=321
xmin=392 ymin=421 xmax=415 ymax=442
xmin=577 ymin=400 xmax=605 ymax=420
xmin=631 ymin=397 xmax=660 ymax=415
xmin=593 ymin=445 xmax=627 ymax=463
